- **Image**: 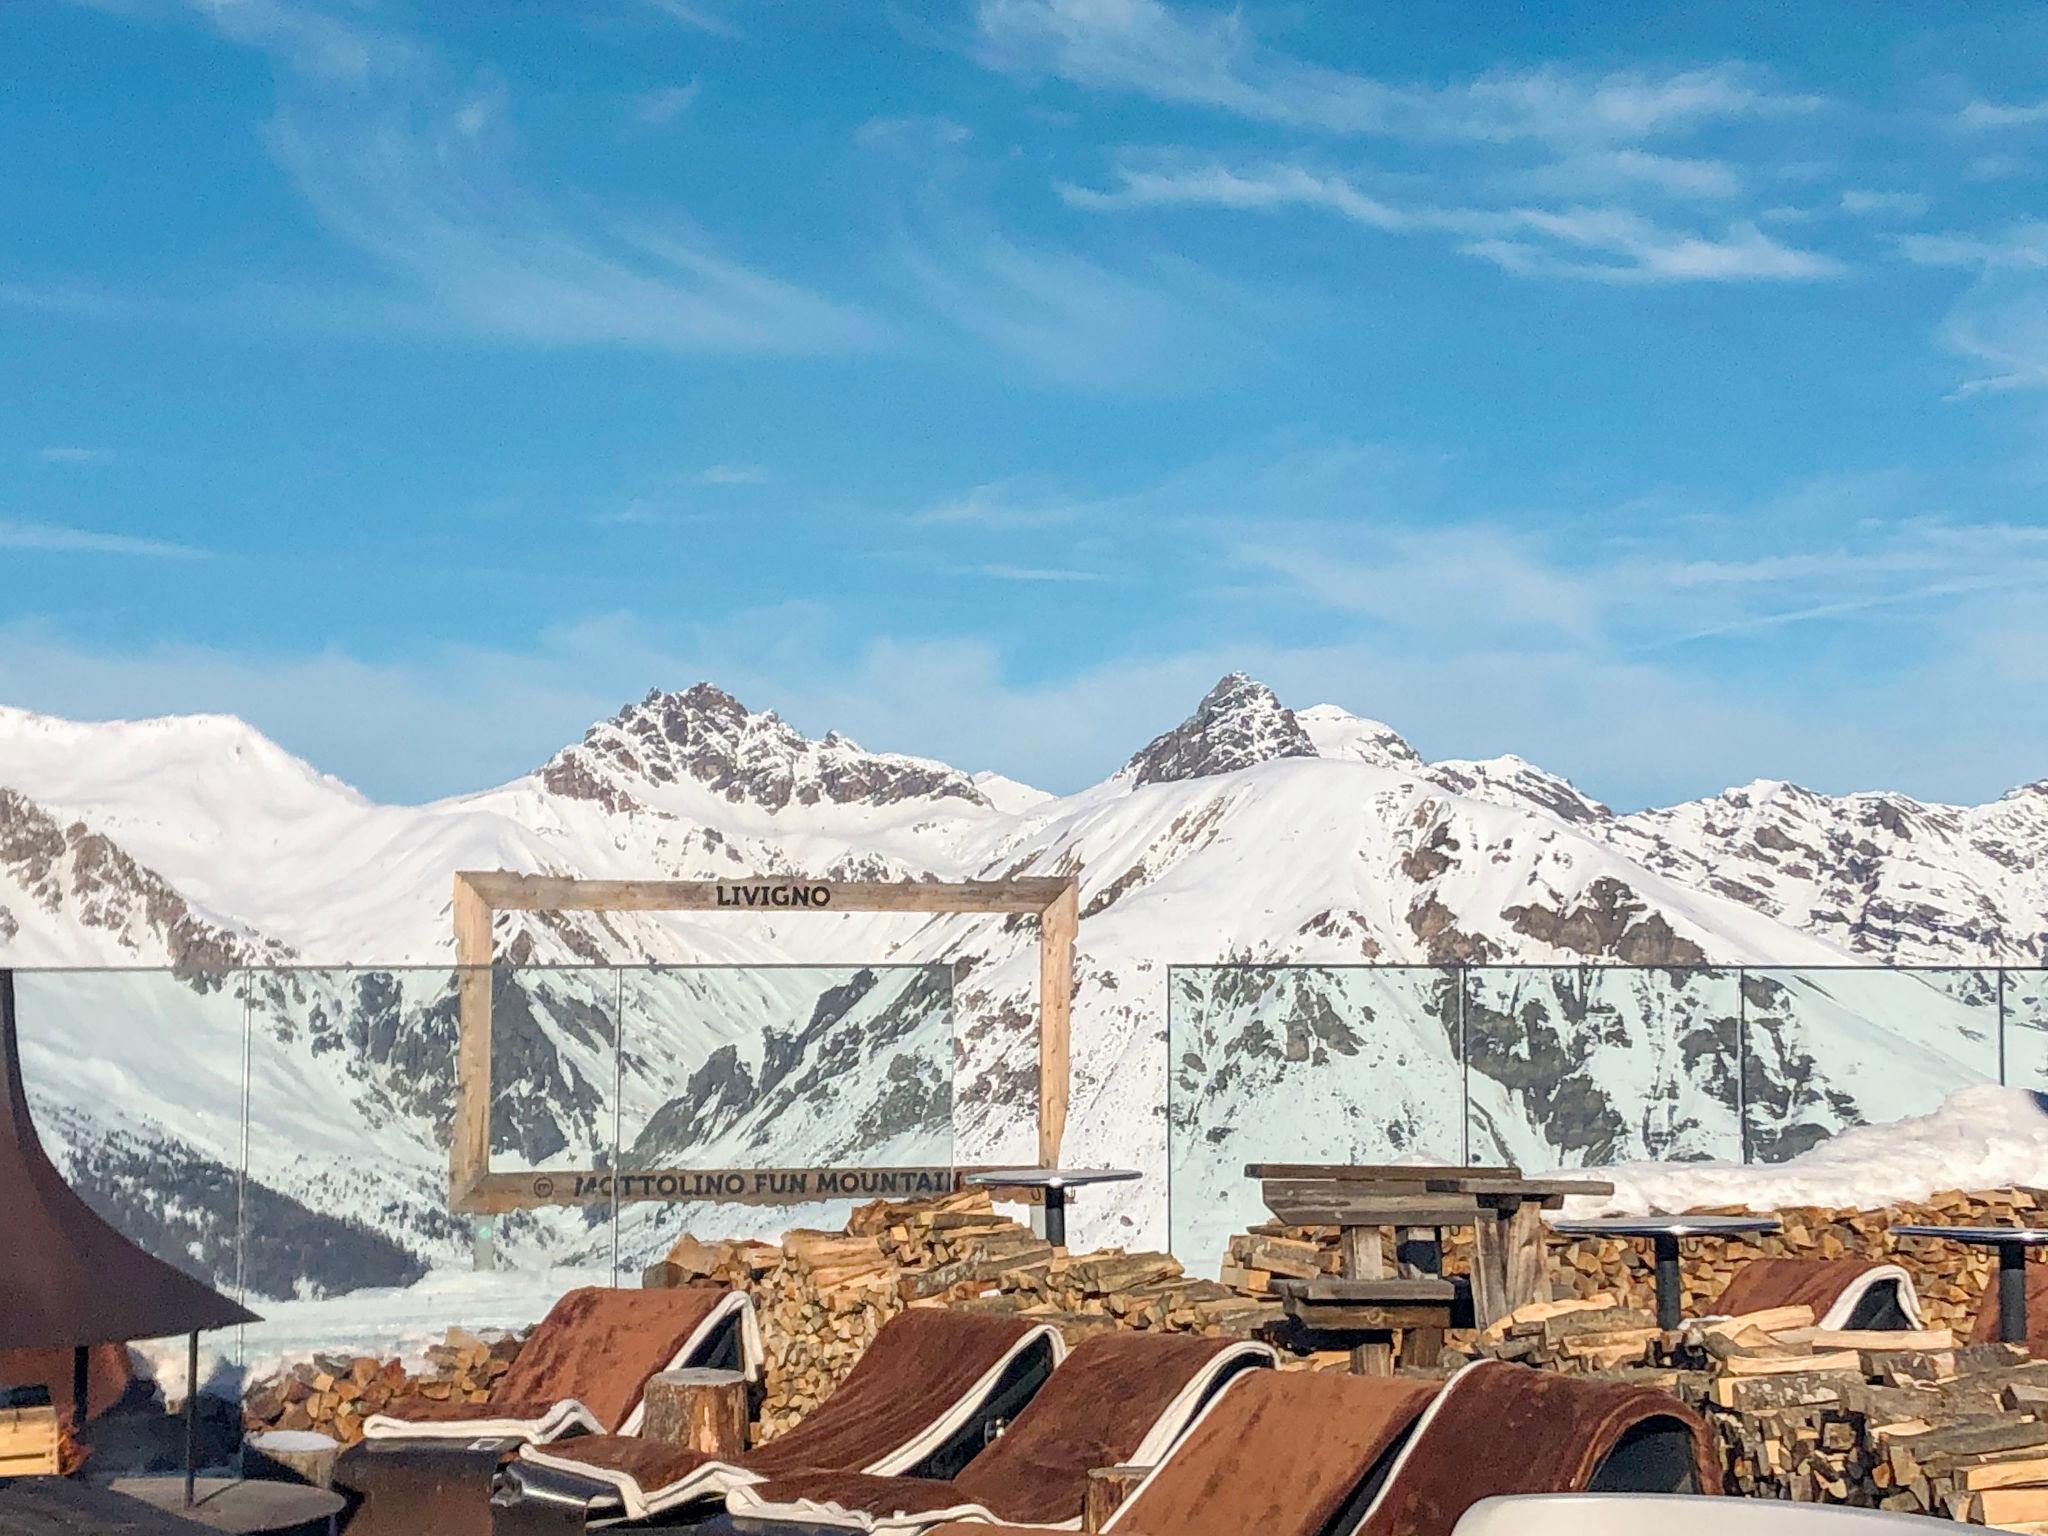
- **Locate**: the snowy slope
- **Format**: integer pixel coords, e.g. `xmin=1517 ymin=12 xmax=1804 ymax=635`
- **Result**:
xmin=1 ymin=674 xmax=2042 ymax=1311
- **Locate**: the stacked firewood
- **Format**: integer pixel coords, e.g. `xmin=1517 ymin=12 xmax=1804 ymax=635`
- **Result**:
xmin=646 ymin=1189 xmax=1285 ymax=1440
xmin=1460 ymin=1293 xmax=1662 ymax=1373
xmin=1457 ymin=1291 xmax=2048 ymax=1524
xmin=1690 ymin=1335 xmax=2048 ymax=1522
xmin=241 ymin=1328 xmax=526 ymax=1446
xmin=1216 ymin=1188 xmax=2044 ymax=1334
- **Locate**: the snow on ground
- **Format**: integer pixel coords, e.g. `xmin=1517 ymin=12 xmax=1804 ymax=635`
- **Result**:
xmin=131 ymin=1266 xmax=611 ymax=1402
xmin=1558 ymin=1086 xmax=2048 ymax=1218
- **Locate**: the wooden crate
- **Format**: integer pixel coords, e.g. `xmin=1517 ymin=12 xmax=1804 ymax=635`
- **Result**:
xmin=0 ymin=1404 xmax=59 ymax=1476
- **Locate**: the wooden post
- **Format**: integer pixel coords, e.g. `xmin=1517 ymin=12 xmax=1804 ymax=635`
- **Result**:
xmin=1394 ymin=1226 xmax=1445 ymax=1366
xmin=641 ymin=1369 xmax=748 ymax=1458
xmin=1339 ymin=1225 xmax=1394 ymax=1376
xmin=450 ymin=873 xmax=494 ymax=1204
xmin=1470 ymin=1211 xmax=1509 ymax=1328
xmin=1037 ymin=881 xmax=1077 ymax=1168
xmin=1084 ymin=1466 xmax=1149 ymax=1533
xmin=1502 ymin=1200 xmax=1551 ymax=1312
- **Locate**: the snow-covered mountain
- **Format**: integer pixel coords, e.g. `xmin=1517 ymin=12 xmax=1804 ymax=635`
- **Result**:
xmin=1 ymin=678 xmax=2043 ymax=1306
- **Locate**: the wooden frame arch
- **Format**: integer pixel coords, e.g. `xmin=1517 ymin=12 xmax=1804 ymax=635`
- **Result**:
xmin=448 ymin=871 xmax=1078 ymax=1212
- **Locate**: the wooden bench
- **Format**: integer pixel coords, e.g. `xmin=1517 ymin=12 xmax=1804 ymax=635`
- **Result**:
xmin=1270 ymin=1276 xmax=1463 ymax=1372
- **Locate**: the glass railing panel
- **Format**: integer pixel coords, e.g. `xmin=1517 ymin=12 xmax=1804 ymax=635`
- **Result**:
xmin=1740 ymin=967 xmax=2002 ymax=1162
xmin=1167 ymin=965 xmax=1461 ymax=1276
xmin=2002 ymin=969 xmax=2048 ymax=1090
xmin=239 ymin=965 xmax=619 ymax=1371
xmin=1464 ymin=965 xmax=1741 ymax=1169
xmin=614 ymin=964 xmax=955 ymax=1274
xmin=11 ymin=966 xmax=250 ymax=1375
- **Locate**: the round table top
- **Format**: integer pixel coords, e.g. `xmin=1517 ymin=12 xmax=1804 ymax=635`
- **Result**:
xmin=964 ymin=1167 xmax=1141 ymax=1190
xmin=108 ymin=1476 xmax=344 ymax=1535
xmin=1549 ymin=1214 xmax=1783 ymax=1238
xmin=1892 ymin=1224 xmax=2048 ymax=1245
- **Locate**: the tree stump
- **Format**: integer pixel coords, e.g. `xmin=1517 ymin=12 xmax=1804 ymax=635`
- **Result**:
xmin=244 ymin=1428 xmax=341 ymax=1487
xmin=642 ymin=1369 xmax=748 ymax=1458
xmin=1083 ymin=1465 xmax=1149 ymax=1533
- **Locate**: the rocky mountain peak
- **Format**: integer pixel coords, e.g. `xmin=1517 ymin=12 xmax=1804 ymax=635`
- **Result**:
xmin=538 ymin=683 xmax=990 ymax=814
xmin=1121 ymin=673 xmax=1319 ymax=788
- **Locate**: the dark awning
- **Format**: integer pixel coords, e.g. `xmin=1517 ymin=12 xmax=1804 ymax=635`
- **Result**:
xmin=0 ymin=969 xmax=259 ymax=1349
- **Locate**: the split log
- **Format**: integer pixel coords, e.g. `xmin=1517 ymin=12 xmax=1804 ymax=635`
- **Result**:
xmin=1083 ymin=1465 xmax=1149 ymax=1533
xmin=643 ymin=1369 xmax=749 ymax=1458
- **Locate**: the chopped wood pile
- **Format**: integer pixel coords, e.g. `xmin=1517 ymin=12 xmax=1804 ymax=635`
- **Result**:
xmin=646 ymin=1188 xmax=1287 ymax=1439
xmin=1216 ymin=1188 xmax=2044 ymax=1333
xmin=240 ymin=1327 xmax=525 ymax=1446
xmin=1456 ymin=1293 xmax=2048 ymax=1524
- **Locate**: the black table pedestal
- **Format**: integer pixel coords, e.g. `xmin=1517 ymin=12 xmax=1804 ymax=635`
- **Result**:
xmin=1042 ymin=1188 xmax=1068 ymax=1248
xmin=1652 ymin=1234 xmax=1682 ymax=1332
xmin=2001 ymin=1244 xmax=2029 ymax=1344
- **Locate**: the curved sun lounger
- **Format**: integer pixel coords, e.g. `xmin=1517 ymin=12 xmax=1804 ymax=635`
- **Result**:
xmin=510 ymin=1309 xmax=1065 ymax=1521
xmin=925 ymin=1368 xmax=1441 ymax=1536
xmin=722 ymin=1332 xmax=1276 ymax=1532
xmin=1349 ymin=1359 xmax=1720 ymax=1536
xmin=923 ymin=1356 xmax=1715 ymax=1536
xmin=358 ymin=1284 xmax=760 ymax=1442
xmin=1709 ymin=1258 xmax=1924 ymax=1332
xmin=335 ymin=1285 xmax=760 ymax=1536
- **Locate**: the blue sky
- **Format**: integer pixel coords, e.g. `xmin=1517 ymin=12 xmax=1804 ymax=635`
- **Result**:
xmin=4 ymin=0 xmax=2047 ymax=808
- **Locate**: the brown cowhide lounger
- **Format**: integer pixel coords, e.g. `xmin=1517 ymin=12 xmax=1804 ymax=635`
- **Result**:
xmin=723 ymin=1332 xmax=1275 ymax=1531
xmin=1710 ymin=1257 xmax=1924 ymax=1332
xmin=916 ymin=1369 xmax=1439 ymax=1536
xmin=926 ymin=1358 xmax=1712 ymax=1536
xmin=360 ymin=1284 xmax=760 ymax=1442
xmin=517 ymin=1309 xmax=1064 ymax=1519
xmin=1352 ymin=1359 xmax=1721 ymax=1536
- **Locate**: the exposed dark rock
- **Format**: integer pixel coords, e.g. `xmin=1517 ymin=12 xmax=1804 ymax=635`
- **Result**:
xmin=1122 ymin=674 xmax=1318 ymax=787
xmin=538 ymin=683 xmax=988 ymax=812
xmin=1502 ymin=876 xmax=1708 ymax=965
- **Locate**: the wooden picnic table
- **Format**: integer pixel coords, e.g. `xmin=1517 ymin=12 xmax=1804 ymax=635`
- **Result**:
xmin=1249 ymin=1163 xmax=1614 ymax=1375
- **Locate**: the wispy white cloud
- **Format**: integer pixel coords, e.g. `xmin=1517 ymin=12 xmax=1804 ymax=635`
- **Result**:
xmin=1242 ymin=525 xmax=1602 ymax=643
xmin=632 ymin=81 xmax=700 ymax=125
xmin=896 ymin=223 xmax=1244 ymax=386
xmin=916 ymin=479 xmax=1107 ymax=528
xmin=973 ymin=0 xmax=1819 ymax=144
xmin=1898 ymin=222 xmax=2048 ymax=270
xmin=0 ymin=280 xmax=129 ymax=315
xmin=36 ymin=447 xmax=112 ymax=463
xmin=641 ymin=0 xmax=736 ymax=37
xmin=856 ymin=115 xmax=972 ymax=150
xmin=1959 ymin=98 xmax=2048 ymax=131
xmin=958 ymin=562 xmax=1112 ymax=583
xmin=1465 ymin=211 xmax=1840 ymax=283
xmin=694 ymin=462 xmax=769 ymax=485
xmin=0 ymin=519 xmax=204 ymax=558
xmin=1064 ymin=160 xmax=1842 ymax=283
xmin=178 ymin=0 xmax=880 ymax=355
xmin=1840 ymin=188 xmax=1929 ymax=218
xmin=1512 ymin=150 xmax=1741 ymax=202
